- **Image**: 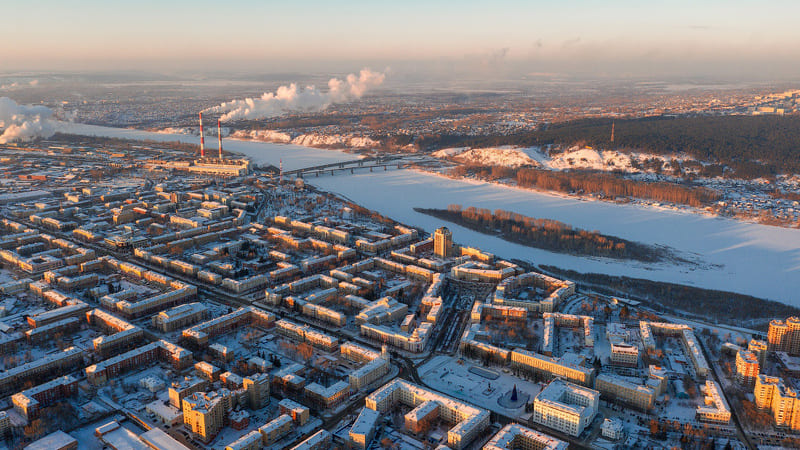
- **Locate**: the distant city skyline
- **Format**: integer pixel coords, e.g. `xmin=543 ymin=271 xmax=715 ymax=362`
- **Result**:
xmin=3 ymin=0 xmax=800 ymax=79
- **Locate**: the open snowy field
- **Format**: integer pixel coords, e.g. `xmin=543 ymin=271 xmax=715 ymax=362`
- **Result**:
xmin=63 ymin=126 xmax=800 ymax=305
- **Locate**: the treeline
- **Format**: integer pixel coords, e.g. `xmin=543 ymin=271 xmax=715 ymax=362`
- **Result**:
xmin=449 ymin=164 xmax=720 ymax=208
xmin=416 ymin=205 xmax=670 ymax=262
xmin=540 ymin=265 xmax=800 ymax=327
xmin=515 ymin=167 xmax=720 ymax=207
xmin=53 ymin=133 xmax=199 ymax=154
xmin=418 ymin=115 xmax=800 ymax=177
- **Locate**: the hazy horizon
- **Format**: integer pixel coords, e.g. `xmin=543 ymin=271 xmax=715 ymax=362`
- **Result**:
xmin=4 ymin=0 xmax=800 ymax=80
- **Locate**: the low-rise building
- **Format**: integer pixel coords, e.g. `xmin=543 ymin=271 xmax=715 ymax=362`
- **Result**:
xmin=259 ymin=414 xmax=293 ymax=446
xmin=510 ymin=349 xmax=595 ymax=387
xmin=0 ymin=411 xmax=10 ymax=437
xmin=304 ymin=380 xmax=350 ymax=409
xmin=532 ymin=379 xmax=599 ymax=437
xmin=365 ymin=379 xmax=490 ymax=449
xmin=594 ymin=374 xmax=655 ymax=411
xmin=696 ymin=381 xmax=731 ymax=424
xmin=350 ymin=407 xmax=380 ymax=450
xmin=12 ymin=375 xmax=78 ymax=420
xmin=26 ymin=430 xmax=78 ymax=450
xmin=152 ymin=302 xmax=208 ymax=332
xmin=279 ymin=398 xmax=310 ymax=425
xmin=225 ymin=430 xmax=261 ymax=450
xmin=290 ymin=429 xmax=331 ymax=450
xmin=610 ymin=341 xmax=639 ymax=367
xmin=484 ymin=424 xmax=568 ymax=450
xmin=601 ymin=418 xmax=624 ymax=440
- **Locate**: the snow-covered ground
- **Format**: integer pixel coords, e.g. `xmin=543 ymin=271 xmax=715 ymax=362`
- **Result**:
xmin=418 ymin=355 xmax=540 ymax=419
xmin=61 ymin=125 xmax=800 ymax=305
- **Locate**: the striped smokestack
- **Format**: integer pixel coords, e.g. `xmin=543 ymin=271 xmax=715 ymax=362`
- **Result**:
xmin=217 ymin=118 xmax=223 ymax=160
xmin=199 ymin=112 xmax=205 ymax=158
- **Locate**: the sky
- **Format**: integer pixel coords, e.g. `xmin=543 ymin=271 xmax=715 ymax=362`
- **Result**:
xmin=3 ymin=0 xmax=800 ymax=78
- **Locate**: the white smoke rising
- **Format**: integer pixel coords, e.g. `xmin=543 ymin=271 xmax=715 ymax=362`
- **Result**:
xmin=206 ymin=68 xmax=385 ymax=122
xmin=0 ymin=97 xmax=61 ymax=144
xmin=0 ymin=79 xmax=40 ymax=90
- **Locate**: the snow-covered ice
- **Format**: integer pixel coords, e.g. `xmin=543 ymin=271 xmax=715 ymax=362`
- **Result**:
xmin=310 ymin=169 xmax=800 ymax=305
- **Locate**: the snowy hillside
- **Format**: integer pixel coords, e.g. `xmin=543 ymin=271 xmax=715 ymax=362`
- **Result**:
xmin=230 ymin=129 xmax=379 ymax=149
xmin=433 ymin=146 xmax=540 ymax=168
xmin=290 ymin=133 xmax=379 ymax=148
xmin=232 ymin=129 xmax=292 ymax=143
xmin=434 ymin=144 xmax=690 ymax=174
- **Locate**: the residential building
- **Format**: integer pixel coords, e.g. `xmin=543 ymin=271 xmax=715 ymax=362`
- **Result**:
xmin=532 ymin=379 xmax=599 ymax=437
xmin=182 ymin=390 xmax=233 ymax=442
xmin=735 ymin=349 xmax=760 ymax=386
xmin=279 ymin=398 xmax=310 ymax=425
xmin=12 ymin=375 xmax=78 ymax=420
xmin=484 ymin=424 xmax=568 ymax=450
xmin=290 ymin=429 xmax=331 ymax=450
xmin=365 ymin=379 xmax=490 ymax=450
xmin=594 ymin=374 xmax=655 ymax=411
xmin=768 ymin=317 xmax=800 ymax=355
xmin=349 ymin=407 xmax=380 ymax=450
xmin=243 ymin=373 xmax=270 ymax=409
xmin=433 ymin=227 xmax=454 ymax=258
xmin=259 ymin=414 xmax=293 ymax=446
xmin=696 ymin=381 xmax=731 ymax=424
xmin=510 ymin=349 xmax=595 ymax=387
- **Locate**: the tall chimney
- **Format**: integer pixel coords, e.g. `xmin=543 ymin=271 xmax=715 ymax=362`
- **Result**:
xmin=217 ymin=118 xmax=223 ymax=160
xmin=199 ymin=112 xmax=205 ymax=158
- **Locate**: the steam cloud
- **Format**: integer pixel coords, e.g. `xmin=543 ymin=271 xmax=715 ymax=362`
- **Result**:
xmin=0 ymin=80 xmax=40 ymax=90
xmin=0 ymin=97 xmax=58 ymax=144
xmin=205 ymin=68 xmax=385 ymax=122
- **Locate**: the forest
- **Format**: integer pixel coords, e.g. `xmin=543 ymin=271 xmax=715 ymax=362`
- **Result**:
xmin=448 ymin=164 xmax=720 ymax=208
xmin=416 ymin=115 xmax=800 ymax=178
xmin=415 ymin=205 xmax=673 ymax=262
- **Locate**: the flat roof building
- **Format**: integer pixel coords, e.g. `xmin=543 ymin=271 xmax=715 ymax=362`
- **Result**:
xmin=532 ymin=379 xmax=599 ymax=437
xmin=365 ymin=379 xmax=489 ymax=449
xmin=484 ymin=424 xmax=568 ymax=450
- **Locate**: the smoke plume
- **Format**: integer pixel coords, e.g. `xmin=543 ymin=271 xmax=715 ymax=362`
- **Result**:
xmin=0 ymin=97 xmax=58 ymax=144
xmin=0 ymin=80 xmax=40 ymax=90
xmin=205 ymin=68 xmax=385 ymax=122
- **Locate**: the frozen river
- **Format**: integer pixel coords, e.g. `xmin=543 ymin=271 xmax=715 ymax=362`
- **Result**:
xmin=60 ymin=123 xmax=355 ymax=170
xmin=64 ymin=124 xmax=800 ymax=305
